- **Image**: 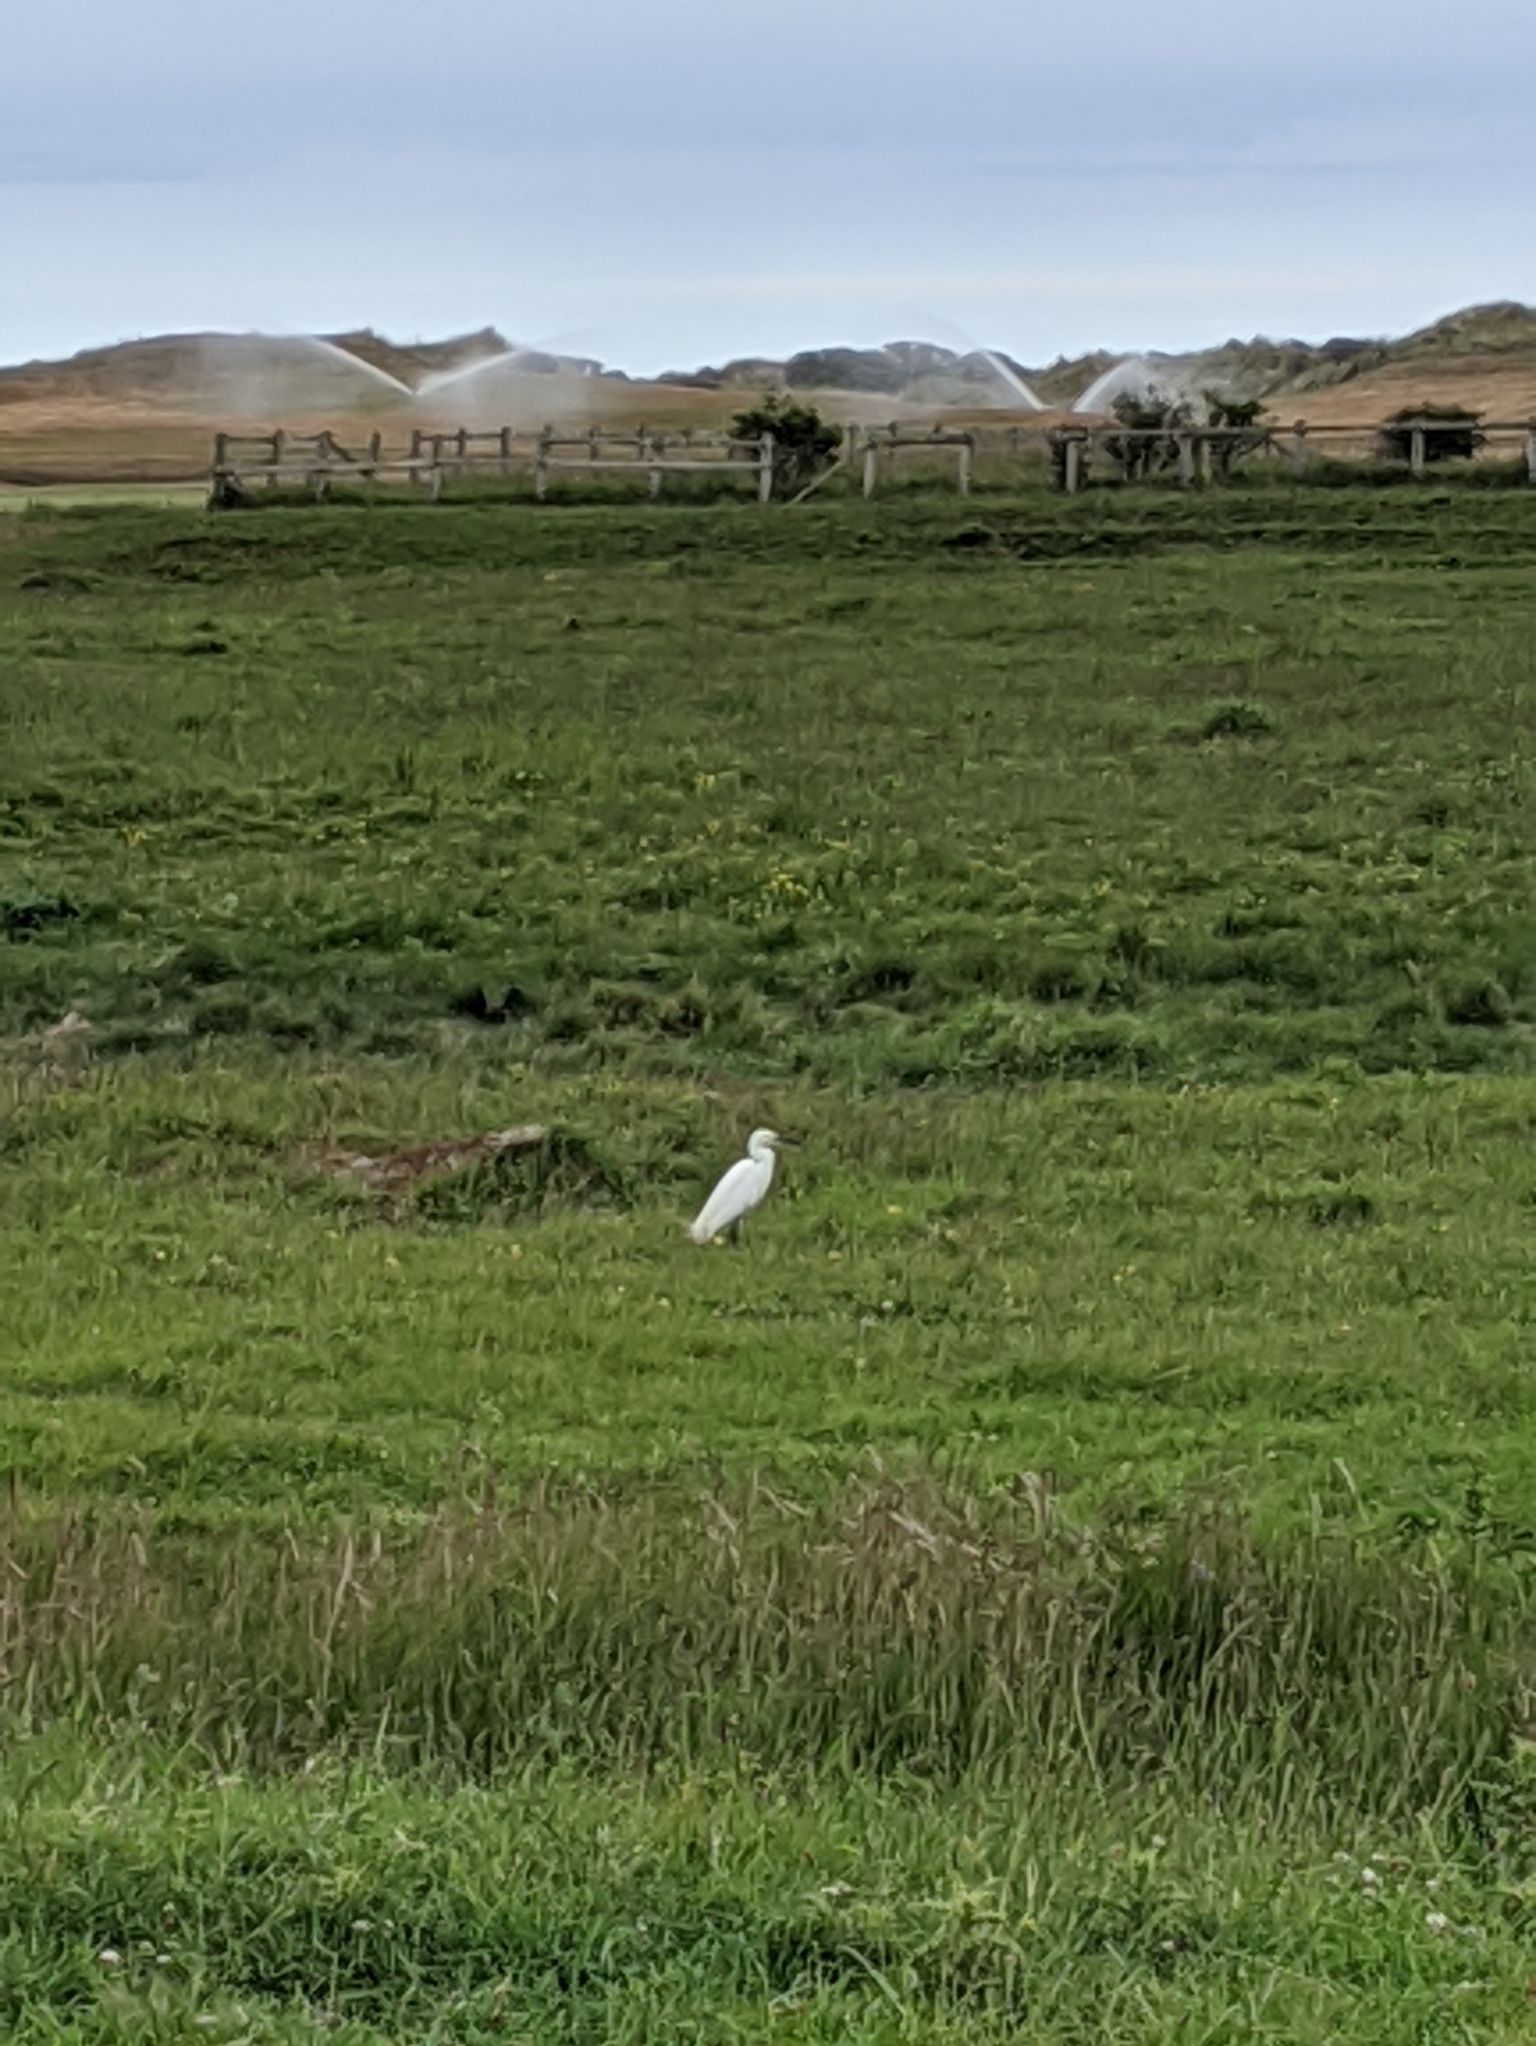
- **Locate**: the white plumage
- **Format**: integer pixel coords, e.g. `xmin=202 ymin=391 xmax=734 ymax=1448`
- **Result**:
xmin=688 ymin=1127 xmax=792 ymax=1245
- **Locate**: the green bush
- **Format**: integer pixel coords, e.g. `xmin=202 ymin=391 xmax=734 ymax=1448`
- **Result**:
xmin=1203 ymin=392 xmax=1270 ymax=477
xmin=730 ymin=395 xmax=842 ymax=496
xmin=1103 ymin=391 xmax=1192 ymax=481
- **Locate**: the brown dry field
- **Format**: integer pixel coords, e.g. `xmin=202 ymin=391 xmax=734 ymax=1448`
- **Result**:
xmin=2 ymin=356 xmax=1533 ymax=484
xmin=1286 ymin=358 xmax=1536 ymax=425
xmin=0 ymin=387 xmax=1081 ymax=485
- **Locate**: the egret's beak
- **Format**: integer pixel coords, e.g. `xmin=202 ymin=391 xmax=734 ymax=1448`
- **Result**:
xmin=775 ymin=1133 xmax=803 ymax=1148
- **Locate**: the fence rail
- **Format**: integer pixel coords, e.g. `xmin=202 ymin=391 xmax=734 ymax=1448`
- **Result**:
xmin=844 ymin=418 xmax=1536 ymax=494
xmin=209 ymin=416 xmax=1536 ymax=505
xmin=211 ymin=428 xmax=775 ymax=503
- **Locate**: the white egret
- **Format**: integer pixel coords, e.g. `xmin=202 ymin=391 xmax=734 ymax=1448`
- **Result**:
xmin=688 ymin=1128 xmax=796 ymax=1245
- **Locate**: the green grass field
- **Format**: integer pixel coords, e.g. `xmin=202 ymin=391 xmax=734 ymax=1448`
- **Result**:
xmin=2 ymin=492 xmax=1534 ymax=2040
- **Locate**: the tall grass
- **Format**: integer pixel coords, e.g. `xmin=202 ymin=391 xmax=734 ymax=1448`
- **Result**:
xmin=3 ymin=1478 xmax=1527 ymax=1820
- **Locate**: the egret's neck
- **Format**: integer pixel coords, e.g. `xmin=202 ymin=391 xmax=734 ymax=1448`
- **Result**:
xmin=748 ymin=1137 xmax=775 ymax=1162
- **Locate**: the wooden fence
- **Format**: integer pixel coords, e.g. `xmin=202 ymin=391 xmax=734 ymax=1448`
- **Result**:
xmin=854 ymin=429 xmax=974 ymax=498
xmin=845 ymin=417 xmax=1536 ymax=495
xmin=210 ymin=428 xmax=774 ymax=503
xmin=210 ymin=416 xmax=1536 ymax=505
xmin=1040 ymin=418 xmax=1536 ymax=494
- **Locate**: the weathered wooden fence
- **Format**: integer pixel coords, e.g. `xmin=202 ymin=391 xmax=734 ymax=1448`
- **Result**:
xmin=210 ymin=428 xmax=774 ymax=503
xmin=209 ymin=430 xmax=397 ymax=493
xmin=1037 ymin=418 xmax=1536 ymax=494
xmin=210 ymin=416 xmax=1536 ymax=505
xmin=847 ymin=426 xmax=975 ymax=498
xmin=531 ymin=429 xmax=774 ymax=501
xmin=845 ymin=417 xmax=1536 ymax=494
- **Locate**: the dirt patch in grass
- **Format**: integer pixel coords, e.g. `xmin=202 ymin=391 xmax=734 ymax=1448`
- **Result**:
xmin=309 ymin=1122 xmax=626 ymax=1221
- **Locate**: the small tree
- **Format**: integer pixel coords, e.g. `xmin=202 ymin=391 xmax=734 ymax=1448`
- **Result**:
xmin=1377 ymin=403 xmax=1486 ymax=465
xmin=730 ymin=395 xmax=842 ymax=497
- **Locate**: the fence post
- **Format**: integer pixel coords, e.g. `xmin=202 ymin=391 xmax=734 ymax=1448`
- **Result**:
xmin=861 ymin=441 xmax=879 ymax=499
xmin=757 ymin=432 xmax=775 ymax=504
xmin=645 ymin=432 xmax=663 ymax=500
xmin=209 ymin=433 xmax=229 ymax=507
xmin=534 ymin=427 xmax=551 ymax=501
xmin=957 ymin=437 xmax=973 ymax=497
xmin=1197 ymin=434 xmax=1213 ymax=484
xmin=364 ymin=431 xmax=381 ymax=482
xmin=1409 ymin=422 xmax=1427 ymax=478
xmin=268 ymin=428 xmax=285 ymax=489
xmin=1524 ymin=423 xmax=1536 ymax=484
xmin=1289 ymin=421 xmax=1309 ymax=478
xmin=1176 ymin=432 xmax=1196 ymax=487
xmin=1064 ymin=437 xmax=1082 ymax=495
xmin=408 ymin=427 xmax=424 ymax=490
xmin=498 ymin=427 xmax=512 ymax=479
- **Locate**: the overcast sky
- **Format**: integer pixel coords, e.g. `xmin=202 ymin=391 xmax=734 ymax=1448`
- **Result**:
xmin=4 ymin=0 xmax=1532 ymax=373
